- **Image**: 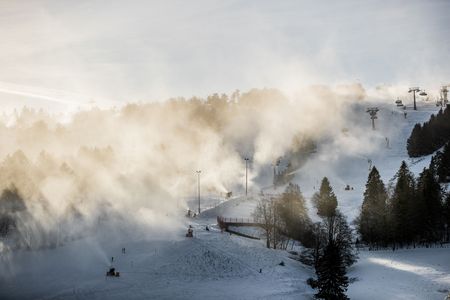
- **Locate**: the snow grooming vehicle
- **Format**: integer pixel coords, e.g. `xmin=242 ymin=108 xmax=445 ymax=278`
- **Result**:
xmin=106 ymin=267 xmax=120 ymax=277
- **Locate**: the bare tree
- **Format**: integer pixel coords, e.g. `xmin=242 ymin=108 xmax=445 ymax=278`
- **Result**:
xmin=253 ymin=197 xmax=283 ymax=249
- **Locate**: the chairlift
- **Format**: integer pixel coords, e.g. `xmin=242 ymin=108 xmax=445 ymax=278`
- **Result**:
xmin=395 ymin=99 xmax=403 ymax=106
xmin=419 ymin=91 xmax=427 ymax=96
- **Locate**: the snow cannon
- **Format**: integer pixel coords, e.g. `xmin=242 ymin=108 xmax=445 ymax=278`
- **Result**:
xmin=106 ymin=267 xmax=120 ymax=277
xmin=186 ymin=225 xmax=193 ymax=238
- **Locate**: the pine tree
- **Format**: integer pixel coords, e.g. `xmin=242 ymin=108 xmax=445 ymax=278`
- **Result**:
xmin=313 ymin=177 xmax=338 ymax=218
xmin=407 ymin=123 xmax=422 ymax=157
xmin=311 ymin=179 xmax=355 ymax=300
xmin=429 ymin=151 xmax=442 ymax=177
xmin=443 ymin=193 xmax=450 ymax=242
xmin=416 ymin=168 xmax=443 ymax=243
xmin=407 ymin=106 xmax=450 ymax=157
xmin=0 ymin=187 xmax=26 ymax=237
xmin=390 ymin=161 xmax=416 ymax=247
xmin=331 ymin=212 xmax=357 ymax=267
xmin=358 ymin=166 xmax=388 ymax=247
xmin=315 ymin=240 xmax=349 ymax=300
xmin=437 ymin=142 xmax=450 ymax=182
xmin=276 ymin=183 xmax=311 ymax=244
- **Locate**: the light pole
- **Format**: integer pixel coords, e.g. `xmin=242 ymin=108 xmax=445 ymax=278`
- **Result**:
xmin=272 ymin=158 xmax=281 ymax=188
xmin=196 ymin=170 xmax=201 ymax=214
xmin=441 ymin=86 xmax=448 ymax=106
xmin=244 ymin=158 xmax=249 ymax=196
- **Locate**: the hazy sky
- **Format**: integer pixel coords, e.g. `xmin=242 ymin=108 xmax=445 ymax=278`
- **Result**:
xmin=0 ymin=0 xmax=449 ymax=109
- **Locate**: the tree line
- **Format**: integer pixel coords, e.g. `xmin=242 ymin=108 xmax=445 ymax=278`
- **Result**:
xmin=356 ymin=160 xmax=450 ymax=249
xmin=254 ymin=179 xmax=357 ymax=299
xmin=407 ymin=105 xmax=450 ymax=157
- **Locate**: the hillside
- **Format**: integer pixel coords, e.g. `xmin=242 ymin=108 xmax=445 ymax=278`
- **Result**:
xmin=198 ymin=99 xmax=450 ymax=300
xmin=0 ymin=220 xmax=314 ymax=300
xmin=1 ymin=100 xmax=449 ymax=300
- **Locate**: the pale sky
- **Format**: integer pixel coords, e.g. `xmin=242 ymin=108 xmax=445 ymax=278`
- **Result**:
xmin=0 ymin=0 xmax=449 ymax=109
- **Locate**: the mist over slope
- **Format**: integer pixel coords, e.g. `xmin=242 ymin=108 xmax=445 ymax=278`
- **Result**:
xmin=0 ymin=85 xmax=372 ymax=250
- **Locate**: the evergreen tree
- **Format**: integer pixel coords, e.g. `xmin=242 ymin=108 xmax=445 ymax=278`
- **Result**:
xmin=416 ymin=168 xmax=443 ymax=243
xmin=276 ymin=183 xmax=312 ymax=245
xmin=357 ymin=166 xmax=388 ymax=247
xmin=0 ymin=187 xmax=26 ymax=237
xmin=315 ymin=240 xmax=349 ymax=300
xmin=313 ymin=177 xmax=338 ymax=218
xmin=437 ymin=142 xmax=450 ymax=182
xmin=407 ymin=106 xmax=450 ymax=157
xmin=330 ymin=211 xmax=357 ymax=267
xmin=390 ymin=161 xmax=416 ymax=246
xmin=444 ymin=193 xmax=450 ymax=242
xmin=311 ymin=178 xmax=355 ymax=300
xmin=429 ymin=151 xmax=442 ymax=177
xmin=407 ymin=123 xmax=422 ymax=157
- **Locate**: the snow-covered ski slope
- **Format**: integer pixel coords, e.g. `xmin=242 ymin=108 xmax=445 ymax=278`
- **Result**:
xmin=349 ymin=247 xmax=450 ymax=300
xmin=293 ymin=100 xmax=444 ymax=221
xmin=199 ymin=100 xmax=450 ymax=300
xmin=0 ymin=222 xmax=314 ymax=299
xmin=1 ymin=100 xmax=449 ymax=300
xmin=203 ymin=100 xmax=445 ymax=222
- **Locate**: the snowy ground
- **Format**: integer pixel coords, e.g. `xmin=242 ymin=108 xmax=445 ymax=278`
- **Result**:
xmin=2 ymin=220 xmax=449 ymax=300
xmin=294 ymin=102 xmax=444 ymax=222
xmin=0 ymin=220 xmax=314 ymax=300
xmin=198 ymin=101 xmax=445 ymax=223
xmin=349 ymin=247 xmax=450 ymax=300
xmin=197 ymin=100 xmax=450 ymax=299
xmin=2 ymin=100 xmax=450 ymax=299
